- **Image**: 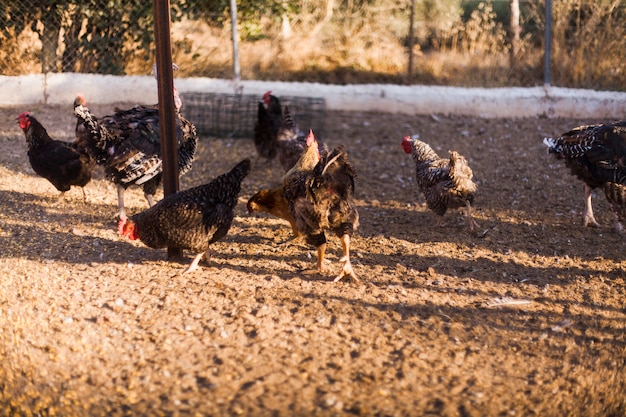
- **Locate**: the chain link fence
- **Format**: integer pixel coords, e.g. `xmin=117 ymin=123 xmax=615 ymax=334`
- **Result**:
xmin=1 ymin=1 xmax=626 ymax=91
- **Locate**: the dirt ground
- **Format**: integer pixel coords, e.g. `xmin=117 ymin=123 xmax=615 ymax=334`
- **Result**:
xmin=0 ymin=102 xmax=624 ymax=417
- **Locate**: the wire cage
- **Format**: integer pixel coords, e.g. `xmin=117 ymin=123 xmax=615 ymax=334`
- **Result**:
xmin=181 ymin=92 xmax=326 ymax=139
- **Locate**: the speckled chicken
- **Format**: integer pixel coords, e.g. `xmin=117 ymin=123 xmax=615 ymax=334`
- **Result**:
xmin=17 ymin=112 xmax=95 ymax=200
xmin=73 ymin=98 xmax=198 ymax=219
xmin=402 ymin=135 xmax=478 ymax=230
xmin=283 ymin=134 xmax=359 ymax=282
xmin=543 ymin=121 xmax=626 ymax=227
xmin=254 ymin=91 xmax=283 ymax=161
xmin=118 ymin=159 xmax=251 ymax=273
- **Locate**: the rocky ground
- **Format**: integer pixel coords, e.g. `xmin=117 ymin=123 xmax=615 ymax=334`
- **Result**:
xmin=0 ymin=103 xmax=624 ymax=416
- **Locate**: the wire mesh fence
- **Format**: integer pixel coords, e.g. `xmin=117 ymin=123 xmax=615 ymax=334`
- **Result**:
xmin=181 ymin=92 xmax=326 ymax=139
xmin=1 ymin=1 xmax=625 ymax=90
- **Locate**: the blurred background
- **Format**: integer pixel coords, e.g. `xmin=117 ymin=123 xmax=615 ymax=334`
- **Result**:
xmin=1 ymin=0 xmax=625 ymax=91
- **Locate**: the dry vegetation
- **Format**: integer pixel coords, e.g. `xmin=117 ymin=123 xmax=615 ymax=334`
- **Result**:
xmin=0 ymin=102 xmax=625 ymax=416
xmin=2 ymin=1 xmax=625 ymax=91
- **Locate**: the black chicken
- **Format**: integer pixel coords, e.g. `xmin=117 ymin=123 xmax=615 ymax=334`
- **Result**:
xmin=73 ymin=99 xmax=198 ymax=219
xmin=402 ymin=135 xmax=478 ymax=230
xmin=283 ymin=137 xmax=359 ymax=282
xmin=254 ymin=91 xmax=283 ymax=161
xmin=17 ymin=112 xmax=94 ymax=200
xmin=543 ymin=121 xmax=626 ymax=227
xmin=118 ymin=159 xmax=251 ymax=273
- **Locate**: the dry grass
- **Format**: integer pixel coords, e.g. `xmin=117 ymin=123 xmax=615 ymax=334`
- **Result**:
xmin=3 ymin=1 xmax=626 ymax=91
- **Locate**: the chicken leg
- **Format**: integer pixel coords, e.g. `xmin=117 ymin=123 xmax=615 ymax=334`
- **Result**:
xmin=333 ymin=234 xmax=359 ymax=282
xmin=466 ymin=201 xmax=479 ymax=231
xmin=583 ymin=184 xmax=600 ymax=227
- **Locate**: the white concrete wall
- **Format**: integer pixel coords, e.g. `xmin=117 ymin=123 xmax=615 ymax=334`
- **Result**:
xmin=2 ymin=73 xmax=625 ymax=119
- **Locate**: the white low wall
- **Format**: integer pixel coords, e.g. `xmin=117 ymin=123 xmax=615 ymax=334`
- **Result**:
xmin=2 ymin=73 xmax=625 ymax=119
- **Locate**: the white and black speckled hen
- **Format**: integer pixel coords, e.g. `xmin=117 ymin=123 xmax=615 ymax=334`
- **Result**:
xmin=118 ymin=159 xmax=251 ymax=273
xmin=402 ymin=135 xmax=478 ymax=231
xmin=543 ymin=121 xmax=626 ymax=227
xmin=73 ymin=95 xmax=198 ymax=220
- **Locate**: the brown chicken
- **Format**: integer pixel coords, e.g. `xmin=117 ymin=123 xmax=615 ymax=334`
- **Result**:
xmin=283 ymin=134 xmax=359 ymax=282
xmin=17 ymin=112 xmax=95 ymax=200
xmin=402 ymin=135 xmax=478 ymax=230
xmin=247 ymin=185 xmax=301 ymax=238
xmin=118 ymin=159 xmax=251 ymax=273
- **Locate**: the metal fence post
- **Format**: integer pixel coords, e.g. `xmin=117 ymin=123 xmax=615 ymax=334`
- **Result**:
xmin=544 ymin=0 xmax=552 ymax=87
xmin=153 ymin=0 xmax=182 ymax=259
xmin=230 ymin=0 xmax=241 ymax=93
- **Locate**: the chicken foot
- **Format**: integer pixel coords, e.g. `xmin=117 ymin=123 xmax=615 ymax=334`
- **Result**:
xmin=333 ymin=234 xmax=359 ymax=283
xmin=184 ymin=251 xmax=209 ymax=274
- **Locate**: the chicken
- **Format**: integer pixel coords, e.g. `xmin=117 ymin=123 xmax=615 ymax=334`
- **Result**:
xmin=17 ymin=112 xmax=94 ymax=200
xmin=118 ymin=159 xmax=251 ymax=273
xmin=603 ymin=182 xmax=626 ymax=233
xmin=402 ymin=135 xmax=478 ymax=230
xmin=276 ymin=106 xmax=312 ymax=172
xmin=247 ymin=185 xmax=301 ymax=238
xmin=254 ymin=91 xmax=283 ymax=161
xmin=543 ymin=121 xmax=626 ymax=227
xmin=73 ymin=97 xmax=198 ymax=219
xmin=283 ymin=135 xmax=359 ymax=282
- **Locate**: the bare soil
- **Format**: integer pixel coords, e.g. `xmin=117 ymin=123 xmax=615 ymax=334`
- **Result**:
xmin=0 ymin=103 xmax=624 ymax=416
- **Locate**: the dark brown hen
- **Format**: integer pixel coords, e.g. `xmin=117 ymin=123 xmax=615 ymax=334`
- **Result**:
xmin=73 ymin=97 xmax=198 ymax=219
xmin=543 ymin=121 xmax=626 ymax=227
xmin=254 ymin=91 xmax=283 ymax=161
xmin=17 ymin=112 xmax=94 ymax=200
xmin=118 ymin=159 xmax=251 ymax=273
xmin=402 ymin=135 xmax=478 ymax=230
xmin=283 ymin=137 xmax=359 ymax=282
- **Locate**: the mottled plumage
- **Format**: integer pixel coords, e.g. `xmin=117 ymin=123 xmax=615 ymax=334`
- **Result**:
xmin=543 ymin=120 xmax=626 ymax=227
xmin=118 ymin=159 xmax=251 ymax=273
xmin=283 ymin=140 xmax=359 ymax=282
xmin=74 ymin=101 xmax=198 ymax=219
xmin=402 ymin=136 xmax=478 ymax=230
xmin=17 ymin=112 xmax=94 ymax=199
xmin=254 ymin=91 xmax=283 ymax=161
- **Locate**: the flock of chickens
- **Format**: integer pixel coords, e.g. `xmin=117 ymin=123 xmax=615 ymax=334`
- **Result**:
xmin=16 ymin=86 xmax=626 ymax=279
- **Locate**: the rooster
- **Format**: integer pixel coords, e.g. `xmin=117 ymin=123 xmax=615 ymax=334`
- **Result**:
xmin=17 ymin=112 xmax=94 ymax=200
xmin=254 ymin=91 xmax=283 ymax=161
xmin=283 ymin=133 xmax=359 ymax=282
xmin=402 ymin=135 xmax=478 ymax=230
xmin=118 ymin=159 xmax=251 ymax=273
xmin=543 ymin=121 xmax=626 ymax=227
xmin=73 ymin=97 xmax=198 ymax=219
